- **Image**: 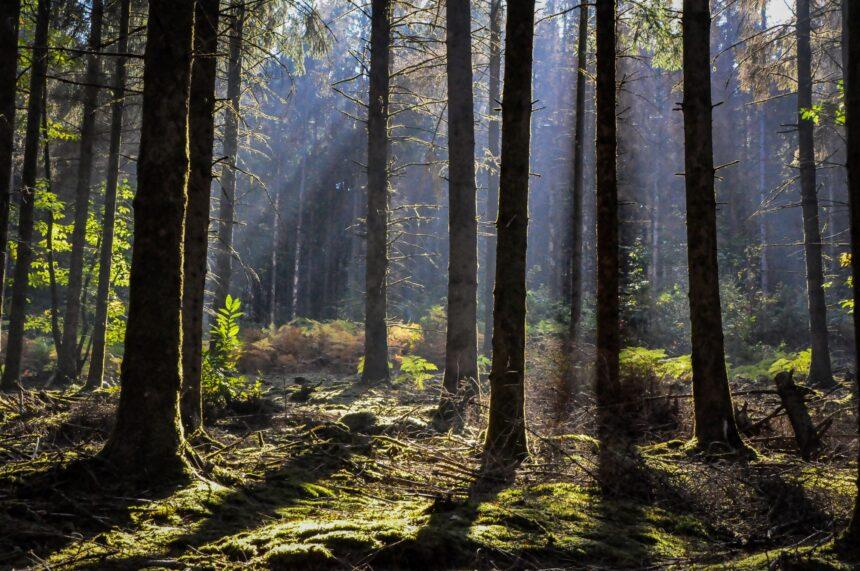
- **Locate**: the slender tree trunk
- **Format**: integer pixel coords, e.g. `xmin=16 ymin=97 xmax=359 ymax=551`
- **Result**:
xmin=483 ymin=0 xmax=535 ymax=468
xmin=594 ymin=0 xmax=622 ymax=441
xmin=98 ymin=0 xmax=195 ymax=482
xmin=291 ymin=159 xmax=306 ymax=318
xmin=42 ymin=102 xmax=61 ymax=356
xmin=362 ymin=0 xmax=392 ymax=382
xmin=569 ymin=1 xmax=588 ymax=346
xmin=180 ymin=0 xmax=220 ymax=432
xmin=682 ymin=0 xmax=745 ymax=451
xmin=482 ymin=0 xmax=502 ymax=358
xmin=842 ymin=0 xmax=860 ymax=547
xmin=87 ymin=0 xmax=129 ymax=389
xmin=438 ymin=0 xmax=479 ymax=422
xmin=1 ymin=0 xmax=51 ymax=390
xmin=211 ymin=1 xmax=244 ymax=320
xmin=56 ymin=0 xmax=104 ymax=384
xmin=759 ymin=4 xmax=769 ymax=295
xmin=0 ymin=0 xmax=21 ymax=359
xmin=796 ymin=0 xmax=834 ymax=387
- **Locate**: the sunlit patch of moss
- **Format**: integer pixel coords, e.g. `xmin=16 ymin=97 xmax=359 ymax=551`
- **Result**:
xmin=265 ymin=542 xmax=335 ymax=568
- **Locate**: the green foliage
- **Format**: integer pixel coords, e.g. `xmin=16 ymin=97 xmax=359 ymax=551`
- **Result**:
xmin=395 ymin=355 xmax=437 ymax=390
xmin=203 ymin=296 xmax=263 ymax=408
xmin=767 ymin=349 xmax=812 ymax=377
xmin=620 ymin=347 xmax=693 ymax=382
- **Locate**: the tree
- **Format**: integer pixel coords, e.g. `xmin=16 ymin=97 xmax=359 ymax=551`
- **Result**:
xmin=87 ymin=0 xmax=130 ymax=389
xmin=181 ymin=0 xmax=221 ymax=432
xmin=483 ymin=0 xmax=535 ymax=468
xmin=438 ymin=0 xmax=479 ymax=423
xmin=569 ymin=1 xmax=588 ymax=347
xmin=211 ymin=0 xmax=245 ymax=321
xmin=481 ymin=0 xmax=502 ymax=358
xmin=796 ymin=0 xmax=834 ymax=388
xmin=842 ymin=0 xmax=860 ymax=548
xmin=362 ymin=0 xmax=392 ymax=382
xmin=594 ymin=0 xmax=621 ymax=441
xmin=0 ymin=0 xmax=21 ymax=358
xmin=1 ymin=0 xmax=51 ymax=390
xmin=682 ymin=0 xmax=745 ymax=451
xmin=56 ymin=0 xmax=104 ymax=384
xmin=98 ymin=0 xmax=195 ymax=481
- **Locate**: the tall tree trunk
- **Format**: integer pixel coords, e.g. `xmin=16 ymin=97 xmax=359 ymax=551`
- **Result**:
xmin=0 ymin=0 xmax=21 ymax=360
xmin=41 ymin=100 xmax=61 ymax=356
xmin=56 ymin=0 xmax=104 ymax=384
xmin=438 ymin=0 xmax=479 ymax=422
xmin=0 ymin=0 xmax=51 ymax=390
xmin=211 ymin=0 xmax=244 ymax=320
xmin=759 ymin=5 xmax=769 ymax=295
xmin=796 ymin=0 xmax=834 ymax=387
xmin=482 ymin=0 xmax=502 ymax=358
xmin=87 ymin=0 xmax=129 ymax=389
xmin=362 ymin=0 xmax=392 ymax=382
xmin=180 ymin=0 xmax=220 ymax=432
xmin=98 ymin=0 xmax=194 ymax=482
xmin=682 ymin=0 xmax=745 ymax=451
xmin=568 ymin=1 xmax=588 ymax=346
xmin=842 ymin=0 xmax=860 ymax=547
xmin=594 ymin=0 xmax=622 ymax=442
xmin=483 ymin=0 xmax=535 ymax=468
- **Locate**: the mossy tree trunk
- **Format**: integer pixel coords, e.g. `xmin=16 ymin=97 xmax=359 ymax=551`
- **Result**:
xmin=362 ymin=0 xmax=392 ymax=382
xmin=0 ymin=0 xmax=21 ymax=362
xmin=181 ymin=0 xmax=221 ymax=433
xmin=796 ymin=0 xmax=834 ymax=388
xmin=87 ymin=0 xmax=130 ymax=389
xmin=568 ymin=1 xmax=588 ymax=347
xmin=482 ymin=0 xmax=502 ymax=359
xmin=439 ymin=0 xmax=479 ymax=422
xmin=211 ymin=1 xmax=245 ymax=322
xmin=594 ymin=0 xmax=622 ymax=438
xmin=98 ymin=0 xmax=195 ymax=482
xmin=57 ymin=0 xmax=104 ymax=384
xmin=483 ymin=0 xmax=535 ymax=469
xmin=842 ymin=0 xmax=860 ymax=548
xmin=682 ymin=0 xmax=745 ymax=451
xmin=1 ymin=0 xmax=51 ymax=390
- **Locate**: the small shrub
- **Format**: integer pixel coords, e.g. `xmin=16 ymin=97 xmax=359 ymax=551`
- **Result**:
xmin=394 ymin=355 xmax=438 ymax=389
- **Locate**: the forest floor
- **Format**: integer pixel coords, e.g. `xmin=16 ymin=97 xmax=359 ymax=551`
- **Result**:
xmin=2 ymin=355 xmax=860 ymax=569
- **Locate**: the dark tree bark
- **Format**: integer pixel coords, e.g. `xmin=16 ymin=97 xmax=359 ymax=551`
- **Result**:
xmin=98 ymin=0 xmax=195 ymax=481
xmin=437 ymin=0 xmax=479 ymax=422
xmin=481 ymin=0 xmax=502 ymax=358
xmin=483 ymin=0 xmax=535 ymax=468
xmin=56 ymin=0 xmax=104 ymax=384
xmin=362 ymin=0 xmax=392 ymax=382
xmin=0 ymin=0 xmax=20 ymax=359
xmin=594 ymin=0 xmax=621 ymax=439
xmin=796 ymin=0 xmax=834 ymax=388
xmin=568 ymin=1 xmax=588 ymax=346
xmin=211 ymin=0 xmax=245 ymax=321
xmin=87 ymin=0 xmax=130 ymax=389
xmin=842 ymin=0 xmax=860 ymax=546
xmin=180 ymin=0 xmax=220 ymax=432
xmin=682 ymin=0 xmax=745 ymax=451
xmin=1 ymin=0 xmax=51 ymax=390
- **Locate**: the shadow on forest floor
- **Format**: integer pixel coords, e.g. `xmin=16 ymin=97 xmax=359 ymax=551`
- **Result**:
xmin=3 ymin=375 xmax=860 ymax=570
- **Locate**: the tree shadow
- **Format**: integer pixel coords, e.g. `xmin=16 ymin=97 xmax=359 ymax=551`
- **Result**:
xmin=0 ymin=458 xmax=181 ymax=568
xmin=368 ymin=468 xmax=513 ymax=569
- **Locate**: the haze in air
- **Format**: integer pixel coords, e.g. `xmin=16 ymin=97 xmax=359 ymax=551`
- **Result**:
xmin=2 ymin=0 xmax=860 ymax=568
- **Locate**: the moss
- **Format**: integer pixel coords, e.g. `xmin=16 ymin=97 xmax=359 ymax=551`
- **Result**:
xmin=265 ymin=543 xmax=335 ymax=569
